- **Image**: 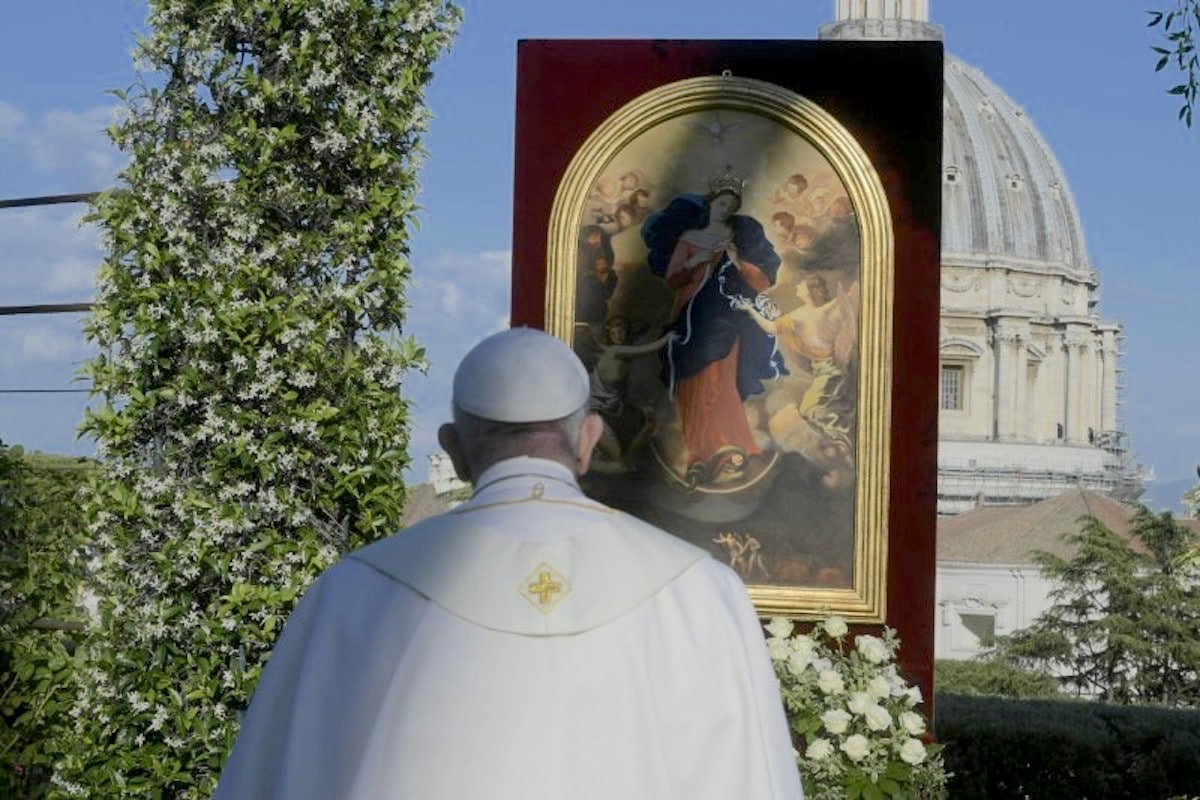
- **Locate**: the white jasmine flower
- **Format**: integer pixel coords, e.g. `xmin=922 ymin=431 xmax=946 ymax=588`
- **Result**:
xmin=821 ymin=709 xmax=851 ymax=735
xmin=900 ymin=710 xmax=926 ymax=736
xmin=900 ymin=737 xmax=927 ymax=765
xmin=855 ymin=634 xmax=889 ymax=664
xmin=817 ymin=670 xmax=844 ymax=695
xmin=841 ymin=734 xmax=870 ymax=762
xmin=149 ymin=706 xmax=168 ymax=731
xmin=806 ymin=738 xmax=834 ymax=761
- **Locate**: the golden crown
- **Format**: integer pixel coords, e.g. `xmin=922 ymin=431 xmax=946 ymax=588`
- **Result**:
xmin=708 ymin=165 xmax=746 ymax=196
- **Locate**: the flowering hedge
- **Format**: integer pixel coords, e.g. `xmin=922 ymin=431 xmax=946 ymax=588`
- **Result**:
xmin=767 ymin=616 xmax=948 ymax=799
xmin=0 ymin=446 xmax=91 ymax=798
xmin=50 ymin=1 xmax=459 ymax=796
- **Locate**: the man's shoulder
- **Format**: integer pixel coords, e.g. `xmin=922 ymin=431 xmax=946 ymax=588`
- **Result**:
xmin=605 ymin=507 xmax=711 ymax=560
xmin=344 ymin=502 xmax=714 ymax=636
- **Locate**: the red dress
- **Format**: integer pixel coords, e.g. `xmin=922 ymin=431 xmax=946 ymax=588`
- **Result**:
xmin=664 ymin=237 xmax=770 ymax=471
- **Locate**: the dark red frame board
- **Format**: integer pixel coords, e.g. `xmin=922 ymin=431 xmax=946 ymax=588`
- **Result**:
xmin=511 ymin=39 xmax=942 ymax=705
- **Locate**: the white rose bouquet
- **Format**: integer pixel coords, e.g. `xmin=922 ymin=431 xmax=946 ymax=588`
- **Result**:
xmin=765 ymin=616 xmax=948 ymax=799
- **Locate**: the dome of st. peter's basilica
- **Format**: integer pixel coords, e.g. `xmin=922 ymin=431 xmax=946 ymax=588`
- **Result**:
xmin=821 ymin=1 xmax=1142 ymax=514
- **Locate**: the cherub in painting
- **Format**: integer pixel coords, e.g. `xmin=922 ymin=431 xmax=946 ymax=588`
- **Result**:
xmin=733 ymin=272 xmax=857 ymax=454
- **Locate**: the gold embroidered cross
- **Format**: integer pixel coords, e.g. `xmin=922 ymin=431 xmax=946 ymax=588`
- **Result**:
xmin=519 ymin=562 xmax=570 ymax=613
xmin=528 ymin=571 xmax=561 ymax=604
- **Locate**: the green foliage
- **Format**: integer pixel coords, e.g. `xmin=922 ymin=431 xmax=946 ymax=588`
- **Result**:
xmin=1149 ymin=2 xmax=1200 ymax=126
xmin=992 ymin=508 xmax=1200 ymax=705
xmin=933 ymin=659 xmax=1059 ymax=700
xmin=48 ymin=2 xmax=460 ymax=796
xmin=936 ymin=693 xmax=1200 ymax=798
xmin=1182 ymin=462 xmax=1200 ymax=519
xmin=0 ymin=445 xmax=92 ymax=799
xmin=442 ymin=484 xmax=473 ymax=503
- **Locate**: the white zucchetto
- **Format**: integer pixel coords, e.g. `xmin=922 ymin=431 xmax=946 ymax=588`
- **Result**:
xmin=452 ymin=328 xmax=590 ymax=423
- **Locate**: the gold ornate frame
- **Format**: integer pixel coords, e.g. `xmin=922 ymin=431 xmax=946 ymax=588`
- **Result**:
xmin=544 ymin=76 xmax=894 ymax=621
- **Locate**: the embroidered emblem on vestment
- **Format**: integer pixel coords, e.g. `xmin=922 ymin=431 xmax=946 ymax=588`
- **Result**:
xmin=520 ymin=562 xmax=570 ymax=614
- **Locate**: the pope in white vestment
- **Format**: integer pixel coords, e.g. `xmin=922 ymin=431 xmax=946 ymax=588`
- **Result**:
xmin=215 ymin=329 xmax=803 ymax=799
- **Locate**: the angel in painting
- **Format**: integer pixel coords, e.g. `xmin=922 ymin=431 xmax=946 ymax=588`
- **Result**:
xmin=732 ymin=272 xmax=856 ymax=453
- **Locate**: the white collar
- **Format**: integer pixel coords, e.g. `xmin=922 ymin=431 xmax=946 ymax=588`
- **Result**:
xmin=472 ymin=457 xmax=580 ymax=496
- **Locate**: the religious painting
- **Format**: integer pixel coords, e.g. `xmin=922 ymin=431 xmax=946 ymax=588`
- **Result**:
xmin=543 ymin=76 xmax=894 ymax=620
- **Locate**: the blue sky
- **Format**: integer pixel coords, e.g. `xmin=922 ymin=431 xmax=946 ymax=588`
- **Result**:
xmin=0 ymin=1 xmax=1197 ymax=504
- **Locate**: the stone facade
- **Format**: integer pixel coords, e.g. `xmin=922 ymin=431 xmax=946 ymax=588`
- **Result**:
xmin=935 ymin=562 xmax=1056 ymax=658
xmin=934 ymin=488 xmax=1141 ymax=660
xmin=819 ymin=2 xmax=1140 ymax=515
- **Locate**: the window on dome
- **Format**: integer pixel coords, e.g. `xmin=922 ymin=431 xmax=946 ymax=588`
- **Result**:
xmin=941 ymin=364 xmax=964 ymax=410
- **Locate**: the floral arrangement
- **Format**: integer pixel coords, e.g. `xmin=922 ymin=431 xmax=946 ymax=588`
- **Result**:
xmin=766 ymin=615 xmax=948 ymax=800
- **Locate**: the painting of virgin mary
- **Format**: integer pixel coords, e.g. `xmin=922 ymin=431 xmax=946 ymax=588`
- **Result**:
xmin=642 ymin=168 xmax=786 ymax=489
xmin=561 ymin=98 xmax=881 ymax=594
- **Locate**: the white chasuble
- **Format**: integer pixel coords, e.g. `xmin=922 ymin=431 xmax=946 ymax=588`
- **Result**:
xmin=214 ymin=457 xmax=804 ymax=799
